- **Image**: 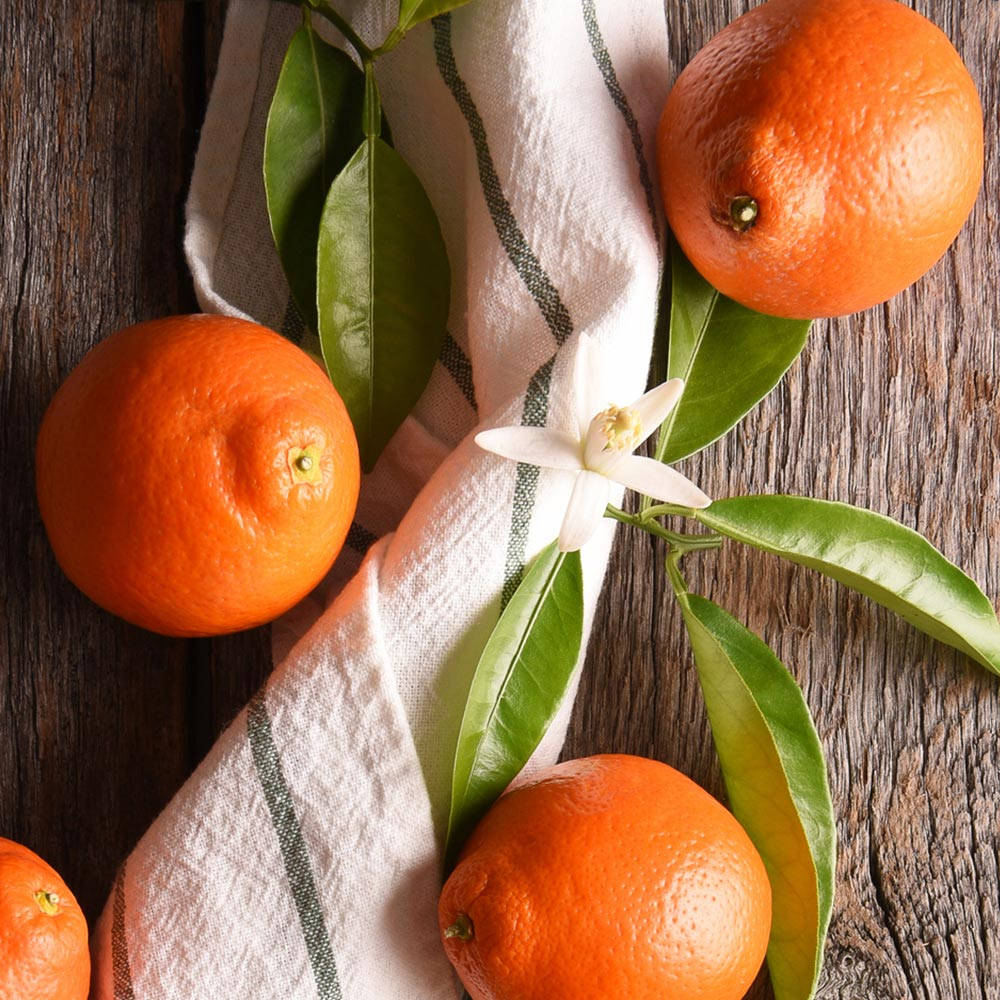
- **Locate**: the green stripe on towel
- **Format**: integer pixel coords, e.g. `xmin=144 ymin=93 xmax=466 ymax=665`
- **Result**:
xmin=432 ymin=14 xmax=573 ymax=347
xmin=580 ymin=0 xmax=661 ymax=245
xmin=248 ymin=690 xmax=343 ymax=1000
xmin=501 ymin=356 xmax=555 ymax=607
xmin=433 ymin=15 xmax=574 ymax=604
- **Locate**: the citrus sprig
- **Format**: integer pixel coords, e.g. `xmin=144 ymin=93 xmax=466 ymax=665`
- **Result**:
xmin=264 ymin=0 xmax=475 ymax=470
xmin=450 ymin=248 xmax=1000 ymax=1000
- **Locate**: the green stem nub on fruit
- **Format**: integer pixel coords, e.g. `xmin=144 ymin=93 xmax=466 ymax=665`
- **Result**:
xmin=729 ymin=195 xmax=758 ymax=231
xmin=444 ymin=913 xmax=474 ymax=941
xmin=34 ymin=890 xmax=61 ymax=915
xmin=288 ymin=445 xmax=323 ymax=485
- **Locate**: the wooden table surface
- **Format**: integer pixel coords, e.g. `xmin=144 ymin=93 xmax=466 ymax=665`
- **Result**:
xmin=2 ymin=2 xmax=997 ymax=998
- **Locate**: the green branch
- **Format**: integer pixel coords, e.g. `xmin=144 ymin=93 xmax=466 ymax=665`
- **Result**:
xmin=604 ymin=504 xmax=723 ymax=555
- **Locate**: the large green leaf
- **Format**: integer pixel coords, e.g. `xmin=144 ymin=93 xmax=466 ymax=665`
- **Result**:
xmin=654 ymin=245 xmax=810 ymax=465
xmin=445 ymin=542 xmax=584 ymax=863
xmin=678 ymin=592 xmax=835 ymax=1000
xmin=396 ymin=0 xmax=475 ymax=34
xmin=316 ymin=135 xmax=450 ymax=470
xmin=264 ymin=18 xmax=365 ymax=333
xmin=697 ymin=496 xmax=1000 ymax=675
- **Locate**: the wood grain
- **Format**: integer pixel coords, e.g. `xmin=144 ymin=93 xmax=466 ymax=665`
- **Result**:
xmin=0 ymin=0 xmax=226 ymax=919
xmin=0 ymin=2 xmax=996 ymax=999
xmin=567 ymin=3 xmax=1000 ymax=999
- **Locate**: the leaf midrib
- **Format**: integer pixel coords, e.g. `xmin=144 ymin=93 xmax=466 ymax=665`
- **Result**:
xmin=306 ymin=23 xmax=330 ymax=192
xmin=697 ymin=503 xmax=1000 ymax=671
xmin=655 ymin=287 xmax=718 ymax=463
xmin=457 ymin=550 xmax=567 ymax=806
xmin=683 ymin=604 xmax=827 ymax=992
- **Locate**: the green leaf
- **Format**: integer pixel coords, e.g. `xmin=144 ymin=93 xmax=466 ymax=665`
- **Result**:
xmin=316 ymin=135 xmax=450 ymax=470
xmin=654 ymin=244 xmax=811 ymax=465
xmin=445 ymin=542 xmax=584 ymax=863
xmin=396 ymin=0 xmax=474 ymax=34
xmin=264 ymin=17 xmax=365 ymax=333
xmin=697 ymin=496 xmax=1000 ymax=675
xmin=677 ymin=592 xmax=835 ymax=1000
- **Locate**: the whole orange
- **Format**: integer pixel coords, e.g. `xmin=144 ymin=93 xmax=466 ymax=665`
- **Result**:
xmin=36 ymin=314 xmax=360 ymax=637
xmin=657 ymin=0 xmax=983 ymax=319
xmin=439 ymin=755 xmax=772 ymax=1000
xmin=0 ymin=838 xmax=89 ymax=1000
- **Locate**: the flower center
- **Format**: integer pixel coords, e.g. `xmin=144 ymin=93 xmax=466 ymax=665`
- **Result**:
xmin=594 ymin=405 xmax=642 ymax=453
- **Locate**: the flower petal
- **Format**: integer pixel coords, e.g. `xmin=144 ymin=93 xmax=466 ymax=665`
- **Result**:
xmin=558 ymin=470 xmax=610 ymax=551
xmin=607 ymin=454 xmax=711 ymax=508
xmin=475 ymin=427 xmax=583 ymax=471
xmin=574 ymin=334 xmax=604 ymax=440
xmin=630 ymin=378 xmax=684 ymax=446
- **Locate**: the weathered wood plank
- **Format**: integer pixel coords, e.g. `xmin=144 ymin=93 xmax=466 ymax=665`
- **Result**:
xmin=1 ymin=4 xmax=996 ymax=999
xmin=0 ymin=0 xmax=215 ymax=921
xmin=567 ymin=3 xmax=1000 ymax=998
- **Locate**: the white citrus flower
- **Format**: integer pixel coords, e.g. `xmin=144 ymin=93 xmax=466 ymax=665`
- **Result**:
xmin=476 ymin=334 xmax=710 ymax=551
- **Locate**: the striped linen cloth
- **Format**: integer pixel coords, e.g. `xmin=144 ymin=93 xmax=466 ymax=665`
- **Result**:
xmin=90 ymin=1 xmax=671 ymax=997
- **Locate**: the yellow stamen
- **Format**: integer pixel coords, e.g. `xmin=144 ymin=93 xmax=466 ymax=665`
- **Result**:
xmin=596 ymin=405 xmax=642 ymax=452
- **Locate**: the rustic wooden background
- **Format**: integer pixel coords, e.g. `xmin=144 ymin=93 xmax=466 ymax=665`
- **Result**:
xmin=1 ymin=1 xmax=996 ymax=998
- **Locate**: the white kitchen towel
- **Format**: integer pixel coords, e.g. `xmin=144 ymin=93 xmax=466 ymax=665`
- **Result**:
xmin=91 ymin=1 xmax=672 ymax=997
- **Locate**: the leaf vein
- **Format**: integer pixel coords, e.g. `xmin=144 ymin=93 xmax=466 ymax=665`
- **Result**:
xmin=459 ymin=552 xmax=568 ymax=806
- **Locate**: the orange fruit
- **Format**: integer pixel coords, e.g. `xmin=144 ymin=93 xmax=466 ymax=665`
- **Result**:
xmin=439 ymin=754 xmax=772 ymax=1000
xmin=36 ymin=314 xmax=360 ymax=637
xmin=657 ymin=0 xmax=983 ymax=319
xmin=0 ymin=838 xmax=89 ymax=1000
